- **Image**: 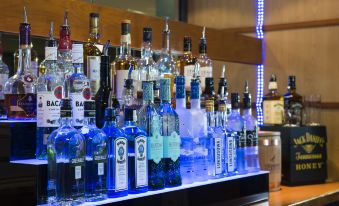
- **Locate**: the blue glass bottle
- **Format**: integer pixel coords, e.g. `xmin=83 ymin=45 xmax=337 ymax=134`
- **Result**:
xmin=122 ymin=107 xmax=148 ymax=193
xmin=102 ymin=105 xmax=128 ymax=198
xmin=138 ymin=81 xmax=165 ymax=190
xmin=229 ymin=93 xmax=248 ymax=175
xmin=80 ymin=100 xmax=107 ymax=201
xmin=242 ymin=82 xmax=260 ymax=173
xmin=47 ymin=99 xmax=85 ymax=205
xmin=159 ymin=78 xmax=181 ymax=187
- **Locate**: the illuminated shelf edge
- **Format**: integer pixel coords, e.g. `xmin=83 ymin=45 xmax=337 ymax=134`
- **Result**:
xmin=11 ymin=159 xmax=47 ymax=165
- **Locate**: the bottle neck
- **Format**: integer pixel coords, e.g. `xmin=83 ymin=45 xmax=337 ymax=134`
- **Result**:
xmin=124 ymin=120 xmax=136 ymax=126
xmin=243 ymin=108 xmax=252 ymax=116
xmin=103 ymin=118 xmax=118 ymax=128
xmin=231 ymin=108 xmax=240 ymax=115
xmin=162 ymin=32 xmax=170 ymax=54
xmin=100 ymin=67 xmax=110 ymax=88
xmin=17 ymin=45 xmax=31 ymax=75
xmin=191 ymin=99 xmax=200 ymax=109
xmin=73 ymin=64 xmax=84 ymax=74
xmin=288 ymin=87 xmax=296 ymax=93
xmin=206 ymin=110 xmax=215 ymax=127
xmin=176 ymin=98 xmax=186 ymax=109
xmin=141 ymin=42 xmax=152 ymax=60
xmin=120 ymin=41 xmax=131 ymax=56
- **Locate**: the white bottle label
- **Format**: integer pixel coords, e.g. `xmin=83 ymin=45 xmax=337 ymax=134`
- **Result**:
xmin=263 ymin=100 xmax=284 ymax=124
xmin=114 ymin=137 xmax=128 ymax=191
xmin=37 ymin=88 xmax=62 ymax=127
xmin=98 ymin=162 xmax=104 ymax=176
xmin=69 ymin=92 xmax=85 ymax=127
xmin=45 ymin=47 xmax=57 ymax=61
xmin=135 ymin=135 xmax=148 ymax=188
xmin=184 ymin=65 xmax=195 ymax=89
xmin=72 ymin=44 xmax=84 ymax=64
xmin=227 ymin=135 xmax=235 ymax=172
xmin=87 ymin=56 xmax=100 ymax=81
xmin=75 ymin=165 xmax=81 ymax=179
xmin=199 ymin=66 xmax=213 ymax=90
xmin=116 ymin=70 xmax=129 ymax=99
xmin=214 ymin=137 xmax=222 ymax=174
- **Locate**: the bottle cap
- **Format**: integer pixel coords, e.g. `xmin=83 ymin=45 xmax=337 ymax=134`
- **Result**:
xmin=60 ymin=99 xmax=72 ymax=117
xmin=231 ymin=93 xmax=240 ymax=109
xmin=288 ymin=75 xmax=296 ymax=88
xmin=90 ymin=12 xmax=99 ymax=18
xmin=205 ymin=77 xmax=215 ymax=94
xmin=121 ymin=20 xmax=131 ymax=35
xmin=143 ymin=27 xmax=152 ymax=43
xmin=58 ymin=11 xmax=71 ymax=50
xmin=89 ymin=12 xmax=99 ymax=34
xmin=190 ymin=79 xmax=200 ymax=100
xmin=84 ymin=100 xmax=96 ymax=117
xmin=183 ymin=36 xmax=192 ymax=51
xmin=176 ymin=76 xmax=185 ymax=99
xmin=160 ymin=78 xmax=171 ymax=101
xmin=142 ymin=81 xmax=154 ymax=101
xmin=243 ymin=93 xmax=251 ymax=109
xmin=19 ymin=7 xmax=31 ymax=46
xmin=199 ymin=27 xmax=207 ymax=54
xmin=124 ymin=107 xmax=137 ymax=122
xmin=270 ymin=74 xmax=277 ymax=82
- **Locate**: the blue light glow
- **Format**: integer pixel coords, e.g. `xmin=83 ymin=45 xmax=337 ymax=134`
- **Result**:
xmin=256 ymin=0 xmax=265 ymax=125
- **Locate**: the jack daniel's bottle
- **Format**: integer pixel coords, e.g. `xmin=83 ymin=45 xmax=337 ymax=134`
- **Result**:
xmin=284 ymin=75 xmax=303 ymax=126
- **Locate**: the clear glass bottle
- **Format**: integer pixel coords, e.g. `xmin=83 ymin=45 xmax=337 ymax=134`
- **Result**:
xmin=229 ymin=93 xmax=247 ymax=175
xmin=197 ymin=27 xmax=212 ymax=94
xmin=137 ymin=81 xmax=165 ymax=190
xmin=122 ymin=107 xmax=148 ymax=193
xmin=84 ymin=13 xmax=102 ymax=97
xmin=242 ymin=82 xmax=260 ymax=173
xmin=57 ymin=11 xmax=73 ymax=81
xmin=284 ymin=75 xmax=303 ymax=126
xmin=113 ymin=20 xmax=137 ymax=101
xmin=102 ymin=100 xmax=128 ymax=198
xmin=4 ymin=7 xmax=37 ymax=120
xmin=47 ymin=99 xmax=85 ymax=205
xmin=175 ymin=75 xmax=194 ymax=184
xmin=0 ymin=33 xmax=9 ymax=119
xmin=80 ymin=100 xmax=107 ymax=201
xmin=36 ymin=22 xmax=63 ymax=160
xmin=158 ymin=78 xmax=181 ymax=187
xmin=68 ymin=43 xmax=91 ymax=129
xmin=178 ymin=36 xmax=196 ymax=109
xmin=263 ymin=74 xmax=284 ymax=125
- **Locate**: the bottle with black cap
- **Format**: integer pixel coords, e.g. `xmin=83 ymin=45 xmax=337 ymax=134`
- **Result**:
xmin=121 ymin=106 xmax=148 ymax=193
xmin=283 ymin=75 xmax=303 ymax=126
xmin=242 ymin=81 xmax=260 ymax=173
xmin=47 ymin=98 xmax=86 ymax=205
xmin=84 ymin=12 xmax=102 ymax=97
xmin=102 ymin=92 xmax=129 ymax=198
xmin=227 ymin=93 xmax=245 ymax=175
xmin=263 ymin=74 xmax=284 ymax=125
xmin=218 ymin=65 xmax=231 ymax=115
xmin=201 ymin=77 xmax=218 ymax=110
xmin=137 ymin=81 xmax=165 ymax=190
xmin=95 ymin=41 xmax=112 ymax=128
xmin=80 ymin=100 xmax=108 ymax=201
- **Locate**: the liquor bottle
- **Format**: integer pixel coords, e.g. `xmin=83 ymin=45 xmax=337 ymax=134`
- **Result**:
xmin=218 ymin=65 xmax=231 ymax=115
xmin=47 ymin=99 xmax=85 ymax=205
xmin=201 ymin=77 xmax=218 ymax=110
xmin=153 ymin=80 xmax=161 ymax=109
xmin=228 ymin=93 xmax=247 ymax=175
xmin=263 ymin=74 xmax=284 ymax=125
xmin=137 ymin=81 xmax=165 ymax=190
xmin=4 ymin=7 xmax=37 ymax=120
xmin=113 ymin=20 xmax=137 ymax=101
xmin=158 ymin=78 xmax=181 ymax=187
xmin=217 ymin=97 xmax=229 ymax=177
xmin=242 ymin=81 xmax=260 ymax=173
xmin=57 ymin=11 xmax=73 ymax=80
xmin=95 ymin=42 xmax=111 ymax=128
xmin=136 ymin=27 xmax=157 ymax=98
xmin=175 ymin=75 xmax=194 ymax=184
xmin=283 ymin=75 xmax=303 ymax=126
xmin=178 ymin=36 xmax=196 ymax=109
xmin=80 ymin=100 xmax=107 ymax=201
xmin=197 ymin=27 xmax=212 ymax=93
xmin=102 ymin=97 xmax=128 ymax=198
xmin=84 ymin=13 xmax=102 ymax=97
xmin=157 ymin=18 xmax=176 ymax=96
xmin=68 ymin=43 xmax=91 ymax=128
xmin=36 ymin=22 xmax=63 ymax=160
xmin=122 ymin=107 xmax=148 ymax=193
xmin=189 ymin=67 xmax=209 ymax=182
xmin=0 ymin=33 xmax=9 ymax=119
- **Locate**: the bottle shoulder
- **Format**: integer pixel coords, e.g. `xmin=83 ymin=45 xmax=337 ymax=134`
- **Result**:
xmin=159 ymin=103 xmax=178 ymax=116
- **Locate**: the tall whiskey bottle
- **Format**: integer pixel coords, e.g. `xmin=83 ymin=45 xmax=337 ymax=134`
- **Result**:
xmin=284 ymin=75 xmax=303 ymax=126
xmin=197 ymin=27 xmax=212 ymax=93
xmin=84 ymin=13 xmax=102 ymax=97
xmin=178 ymin=36 xmax=196 ymax=109
xmin=263 ymin=74 xmax=284 ymax=125
xmin=4 ymin=7 xmax=37 ymax=119
xmin=113 ymin=20 xmax=137 ymax=101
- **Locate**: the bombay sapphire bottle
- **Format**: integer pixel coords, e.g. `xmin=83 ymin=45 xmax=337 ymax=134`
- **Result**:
xmin=122 ymin=107 xmax=148 ymax=193
xmin=242 ymin=82 xmax=260 ymax=173
xmin=138 ymin=81 xmax=165 ymax=190
xmin=102 ymin=100 xmax=128 ymax=198
xmin=80 ymin=100 xmax=107 ymax=201
xmin=229 ymin=93 xmax=247 ymax=175
xmin=175 ymin=76 xmax=194 ymax=184
xmin=158 ymin=78 xmax=181 ymax=187
xmin=47 ymin=99 xmax=85 ymax=205
xmin=36 ymin=22 xmax=63 ymax=160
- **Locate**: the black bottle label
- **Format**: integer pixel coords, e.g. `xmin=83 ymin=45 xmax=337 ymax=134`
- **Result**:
xmin=236 ymin=131 xmax=246 ymax=148
xmin=246 ymin=129 xmax=258 ymax=147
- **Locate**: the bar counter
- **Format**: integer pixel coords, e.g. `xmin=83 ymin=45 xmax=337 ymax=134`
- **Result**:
xmin=269 ymin=182 xmax=339 ymax=205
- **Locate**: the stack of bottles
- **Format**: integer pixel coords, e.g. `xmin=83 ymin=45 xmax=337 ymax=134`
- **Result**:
xmin=0 ymin=8 xmax=261 ymax=205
